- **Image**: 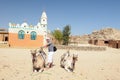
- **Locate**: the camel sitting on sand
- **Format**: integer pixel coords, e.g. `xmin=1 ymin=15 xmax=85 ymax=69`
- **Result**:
xmin=30 ymin=48 xmax=46 ymax=72
xmin=60 ymin=51 xmax=78 ymax=72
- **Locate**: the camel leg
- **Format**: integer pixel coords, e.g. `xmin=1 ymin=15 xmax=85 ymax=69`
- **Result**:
xmin=65 ymin=66 xmax=70 ymax=72
xmin=34 ymin=69 xmax=37 ymax=72
xmin=39 ymin=68 xmax=44 ymax=72
xmin=33 ymin=67 xmax=36 ymax=72
xmin=46 ymin=63 xmax=51 ymax=68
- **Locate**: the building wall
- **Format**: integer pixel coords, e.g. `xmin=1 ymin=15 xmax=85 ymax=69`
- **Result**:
xmin=9 ymin=33 xmax=43 ymax=47
xmin=118 ymin=41 xmax=120 ymax=48
xmin=8 ymin=22 xmax=47 ymax=48
xmin=89 ymin=40 xmax=120 ymax=49
xmin=89 ymin=40 xmax=109 ymax=46
xmin=0 ymin=34 xmax=3 ymax=41
xmin=8 ymin=25 xmax=47 ymax=48
xmin=108 ymin=40 xmax=120 ymax=48
xmin=0 ymin=32 xmax=8 ymax=42
xmin=97 ymin=40 xmax=109 ymax=46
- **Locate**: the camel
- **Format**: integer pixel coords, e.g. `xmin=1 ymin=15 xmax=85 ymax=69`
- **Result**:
xmin=30 ymin=48 xmax=46 ymax=72
xmin=60 ymin=51 xmax=78 ymax=72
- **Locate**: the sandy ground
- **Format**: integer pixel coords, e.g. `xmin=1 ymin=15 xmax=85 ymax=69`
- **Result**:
xmin=0 ymin=47 xmax=120 ymax=80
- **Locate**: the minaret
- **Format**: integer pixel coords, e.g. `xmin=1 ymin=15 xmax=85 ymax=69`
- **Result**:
xmin=40 ymin=11 xmax=48 ymax=45
xmin=41 ymin=11 xmax=47 ymax=28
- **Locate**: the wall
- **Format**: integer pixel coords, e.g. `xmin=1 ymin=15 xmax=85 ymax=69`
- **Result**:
xmin=0 ymin=34 xmax=3 ymax=41
xmin=9 ymin=33 xmax=43 ymax=48
xmin=56 ymin=45 xmax=106 ymax=51
xmin=0 ymin=32 xmax=8 ymax=42
xmin=109 ymin=40 xmax=120 ymax=49
xmin=118 ymin=41 xmax=120 ymax=48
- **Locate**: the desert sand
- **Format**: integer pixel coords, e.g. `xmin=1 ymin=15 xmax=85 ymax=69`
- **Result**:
xmin=0 ymin=47 xmax=120 ymax=80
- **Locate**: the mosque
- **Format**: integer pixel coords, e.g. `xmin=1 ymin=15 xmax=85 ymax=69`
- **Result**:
xmin=8 ymin=11 xmax=48 ymax=48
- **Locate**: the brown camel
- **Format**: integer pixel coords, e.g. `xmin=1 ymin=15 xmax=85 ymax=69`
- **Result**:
xmin=30 ymin=48 xmax=46 ymax=72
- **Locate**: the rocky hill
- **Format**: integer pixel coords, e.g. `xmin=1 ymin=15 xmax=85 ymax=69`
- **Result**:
xmin=88 ymin=28 xmax=120 ymax=40
xmin=70 ymin=28 xmax=120 ymax=44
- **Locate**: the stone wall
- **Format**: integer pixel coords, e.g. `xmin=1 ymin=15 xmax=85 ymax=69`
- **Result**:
xmin=56 ymin=45 xmax=106 ymax=51
xmin=108 ymin=40 xmax=120 ymax=48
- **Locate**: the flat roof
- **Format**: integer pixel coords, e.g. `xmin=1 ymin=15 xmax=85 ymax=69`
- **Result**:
xmin=0 ymin=31 xmax=8 ymax=34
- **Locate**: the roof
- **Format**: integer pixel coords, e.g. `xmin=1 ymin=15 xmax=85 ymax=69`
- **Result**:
xmin=0 ymin=28 xmax=8 ymax=34
xmin=41 ymin=11 xmax=47 ymax=18
xmin=0 ymin=31 xmax=8 ymax=34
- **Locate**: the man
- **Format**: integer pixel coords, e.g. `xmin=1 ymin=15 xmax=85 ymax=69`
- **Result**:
xmin=43 ymin=37 xmax=55 ymax=68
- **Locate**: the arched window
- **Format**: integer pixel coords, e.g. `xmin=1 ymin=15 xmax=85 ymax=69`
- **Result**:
xmin=30 ymin=31 xmax=37 ymax=40
xmin=18 ymin=30 xmax=25 ymax=39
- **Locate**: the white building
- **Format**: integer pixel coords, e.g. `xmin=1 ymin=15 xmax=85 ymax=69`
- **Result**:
xmin=8 ymin=11 xmax=48 ymax=47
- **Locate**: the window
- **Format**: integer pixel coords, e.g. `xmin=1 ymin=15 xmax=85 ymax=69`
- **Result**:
xmin=104 ymin=41 xmax=109 ymax=44
xmin=30 ymin=31 xmax=37 ymax=40
xmin=43 ymin=19 xmax=45 ymax=21
xmin=43 ymin=25 xmax=46 ymax=27
xmin=18 ymin=30 xmax=25 ymax=39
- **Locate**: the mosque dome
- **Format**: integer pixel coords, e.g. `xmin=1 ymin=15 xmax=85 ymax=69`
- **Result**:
xmin=21 ymin=22 xmax=29 ymax=28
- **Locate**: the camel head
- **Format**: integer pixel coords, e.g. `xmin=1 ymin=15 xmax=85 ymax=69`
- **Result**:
xmin=70 ymin=53 xmax=78 ymax=72
xmin=30 ymin=49 xmax=37 ymax=58
xmin=39 ymin=47 xmax=44 ymax=53
xmin=73 ymin=53 xmax=78 ymax=61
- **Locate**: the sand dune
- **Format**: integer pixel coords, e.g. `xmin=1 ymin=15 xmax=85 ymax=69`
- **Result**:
xmin=0 ymin=47 xmax=120 ymax=80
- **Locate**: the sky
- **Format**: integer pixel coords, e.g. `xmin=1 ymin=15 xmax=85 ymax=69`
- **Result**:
xmin=0 ymin=0 xmax=120 ymax=35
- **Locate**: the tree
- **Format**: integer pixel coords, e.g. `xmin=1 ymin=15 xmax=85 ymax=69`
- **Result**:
xmin=62 ymin=25 xmax=71 ymax=45
xmin=52 ymin=29 xmax=63 ymax=44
